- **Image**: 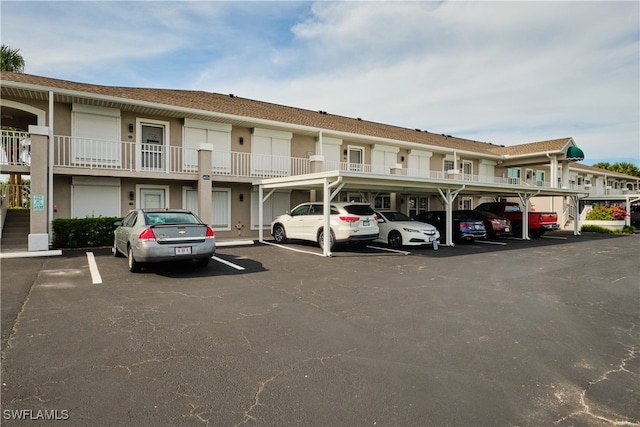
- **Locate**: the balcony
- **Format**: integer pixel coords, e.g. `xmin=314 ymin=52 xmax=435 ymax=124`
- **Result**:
xmin=51 ymin=135 xmax=311 ymax=179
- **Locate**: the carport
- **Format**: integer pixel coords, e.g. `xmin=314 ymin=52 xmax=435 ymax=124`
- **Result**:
xmin=255 ymin=170 xmax=583 ymax=257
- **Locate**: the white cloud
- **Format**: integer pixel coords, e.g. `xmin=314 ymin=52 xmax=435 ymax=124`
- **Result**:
xmin=2 ymin=0 xmax=638 ymax=165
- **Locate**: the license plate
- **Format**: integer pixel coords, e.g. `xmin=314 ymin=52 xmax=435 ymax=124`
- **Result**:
xmin=362 ymin=220 xmax=370 ymax=226
xmin=175 ymin=246 xmax=192 ymax=255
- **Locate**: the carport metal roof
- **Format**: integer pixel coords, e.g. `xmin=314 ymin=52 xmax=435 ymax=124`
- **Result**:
xmin=254 ymin=170 xmax=584 ymax=256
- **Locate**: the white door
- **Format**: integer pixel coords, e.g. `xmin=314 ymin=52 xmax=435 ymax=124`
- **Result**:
xmin=141 ymin=124 xmax=165 ymax=171
xmin=349 ymin=147 xmax=363 ymax=172
xmin=140 ymin=188 xmax=166 ymax=209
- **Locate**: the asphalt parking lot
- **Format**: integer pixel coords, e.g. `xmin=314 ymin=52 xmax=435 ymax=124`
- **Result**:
xmin=1 ymin=232 xmax=639 ymax=426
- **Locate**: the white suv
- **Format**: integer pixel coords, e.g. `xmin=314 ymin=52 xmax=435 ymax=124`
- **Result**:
xmin=271 ymin=202 xmax=379 ymax=250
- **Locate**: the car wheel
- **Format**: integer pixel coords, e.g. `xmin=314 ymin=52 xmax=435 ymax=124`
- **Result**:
xmin=388 ymin=230 xmax=402 ymax=248
xmin=273 ymin=224 xmax=288 ymax=243
xmin=127 ymin=246 xmax=141 ymax=273
xmin=318 ymin=229 xmax=335 ymax=251
xmin=113 ymin=238 xmax=124 ymax=258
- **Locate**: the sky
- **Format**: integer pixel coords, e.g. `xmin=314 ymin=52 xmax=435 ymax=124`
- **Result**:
xmin=1 ymin=0 xmax=639 ymax=167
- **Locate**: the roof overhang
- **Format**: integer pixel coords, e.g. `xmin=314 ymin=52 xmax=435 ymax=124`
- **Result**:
xmin=253 ymin=170 xmax=584 ymax=198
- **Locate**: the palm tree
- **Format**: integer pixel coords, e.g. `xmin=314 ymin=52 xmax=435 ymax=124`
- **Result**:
xmin=1 ymin=44 xmax=26 ymax=206
xmin=1 ymin=44 xmax=25 ymax=72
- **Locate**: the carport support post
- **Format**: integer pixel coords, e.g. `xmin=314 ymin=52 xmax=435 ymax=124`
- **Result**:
xmin=323 ymin=177 xmax=331 ymax=257
xmin=197 ymin=144 xmax=213 ymax=227
xmin=573 ymin=195 xmax=581 ymax=236
xmin=517 ymin=193 xmax=532 ymax=240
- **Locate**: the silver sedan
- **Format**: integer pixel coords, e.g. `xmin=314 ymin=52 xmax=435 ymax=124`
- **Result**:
xmin=114 ymin=209 xmax=215 ymax=272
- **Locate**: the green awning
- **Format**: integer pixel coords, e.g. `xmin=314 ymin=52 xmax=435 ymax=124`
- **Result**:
xmin=566 ymin=146 xmax=585 ymax=161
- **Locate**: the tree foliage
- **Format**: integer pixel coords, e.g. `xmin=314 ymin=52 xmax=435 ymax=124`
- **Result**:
xmin=591 ymin=161 xmax=640 ymax=177
xmin=1 ymin=44 xmax=25 ymax=72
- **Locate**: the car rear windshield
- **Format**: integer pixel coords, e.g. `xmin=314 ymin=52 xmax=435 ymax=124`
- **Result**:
xmin=342 ymin=205 xmax=375 ymax=215
xmin=144 ymin=212 xmax=201 ymax=225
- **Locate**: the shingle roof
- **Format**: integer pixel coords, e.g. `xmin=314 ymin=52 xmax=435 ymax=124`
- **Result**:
xmin=489 ymin=138 xmax=572 ymax=156
xmin=2 ymin=72 xmax=533 ymax=156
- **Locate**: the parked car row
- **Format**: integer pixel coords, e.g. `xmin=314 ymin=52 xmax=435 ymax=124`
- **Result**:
xmin=270 ymin=202 xmax=516 ymax=250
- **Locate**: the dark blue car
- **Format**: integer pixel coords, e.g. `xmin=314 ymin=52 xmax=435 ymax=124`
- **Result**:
xmin=413 ymin=210 xmax=486 ymax=242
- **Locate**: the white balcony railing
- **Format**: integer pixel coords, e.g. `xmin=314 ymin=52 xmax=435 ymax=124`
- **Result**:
xmin=51 ymin=136 xmax=310 ymax=178
xmin=2 ymin=131 xmax=636 ymax=191
xmin=1 ymin=131 xmax=31 ymax=166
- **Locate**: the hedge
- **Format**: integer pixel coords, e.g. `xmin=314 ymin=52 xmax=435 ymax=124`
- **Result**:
xmin=52 ymin=217 xmax=121 ymax=248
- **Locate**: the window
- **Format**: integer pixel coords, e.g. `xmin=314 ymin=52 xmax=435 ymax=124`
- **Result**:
xmin=459 ymin=197 xmax=472 ymax=210
xmin=374 ymin=195 xmax=391 ymax=209
xmin=444 ymin=159 xmax=455 ymax=172
xmin=183 ymin=119 xmax=231 ymax=173
xmin=536 ymin=171 xmax=545 ymax=187
xmin=508 ymin=168 xmax=521 ymax=185
xmin=252 ymin=128 xmax=292 ymax=176
xmin=371 ymin=144 xmax=399 ymax=175
xmin=317 ymin=136 xmax=342 ymax=171
xmin=211 ymin=189 xmax=231 ymax=230
xmin=71 ymin=104 xmax=121 ymax=166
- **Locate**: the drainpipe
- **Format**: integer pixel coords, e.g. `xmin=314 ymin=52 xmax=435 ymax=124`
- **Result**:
xmin=48 ymin=91 xmax=54 ymax=246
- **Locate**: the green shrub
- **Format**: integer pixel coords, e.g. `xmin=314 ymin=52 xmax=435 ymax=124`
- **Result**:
xmin=52 ymin=217 xmax=121 ymax=248
xmin=580 ymin=224 xmax=635 ymax=234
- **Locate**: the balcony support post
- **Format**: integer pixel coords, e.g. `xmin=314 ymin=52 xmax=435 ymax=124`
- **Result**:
xmin=197 ymin=144 xmax=213 ymax=226
xmin=27 ymin=126 xmax=50 ymax=251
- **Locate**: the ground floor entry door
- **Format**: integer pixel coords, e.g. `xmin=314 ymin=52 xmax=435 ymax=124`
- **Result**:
xmin=408 ymin=196 xmax=429 ymax=218
xmin=140 ymin=188 xmax=166 ymax=209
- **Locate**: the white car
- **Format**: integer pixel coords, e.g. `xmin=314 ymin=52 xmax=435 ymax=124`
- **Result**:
xmin=271 ymin=202 xmax=379 ymax=250
xmin=374 ymin=210 xmax=440 ymax=249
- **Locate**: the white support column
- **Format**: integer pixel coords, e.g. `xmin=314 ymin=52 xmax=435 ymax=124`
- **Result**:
xmin=573 ymin=195 xmax=581 ymax=235
xmin=438 ymin=186 xmax=464 ymax=247
xmin=561 ymin=161 xmax=570 ymax=189
xmin=548 ymin=154 xmax=558 ymax=188
xmin=258 ymin=185 xmax=264 ymax=242
xmin=323 ymin=177 xmax=331 ymax=257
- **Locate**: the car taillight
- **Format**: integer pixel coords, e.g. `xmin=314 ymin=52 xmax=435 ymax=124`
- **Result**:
xmin=138 ymin=228 xmax=156 ymax=241
xmin=373 ymin=214 xmax=378 ymax=221
xmin=339 ymin=215 xmax=360 ymax=223
xmin=205 ymin=226 xmax=215 ymax=239
xmin=460 ymin=222 xmax=472 ymax=228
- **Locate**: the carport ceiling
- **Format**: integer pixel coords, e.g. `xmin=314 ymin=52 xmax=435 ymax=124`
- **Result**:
xmin=254 ymin=170 xmax=582 ymax=198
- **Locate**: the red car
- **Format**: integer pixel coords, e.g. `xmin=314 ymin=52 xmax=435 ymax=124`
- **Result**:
xmin=458 ymin=210 xmax=512 ymax=239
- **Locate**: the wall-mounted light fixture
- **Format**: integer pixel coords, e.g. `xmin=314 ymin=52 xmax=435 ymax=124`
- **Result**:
xmin=401 ymin=156 xmax=405 ymax=162
xmin=129 ymin=191 xmax=135 ymax=201
xmin=128 ymin=123 xmax=134 ymax=133
xmin=239 ymin=193 xmax=244 ymax=202
xmin=239 ymin=137 xmax=244 ymax=145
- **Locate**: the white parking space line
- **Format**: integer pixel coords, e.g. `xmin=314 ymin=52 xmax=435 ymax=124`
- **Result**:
xmin=262 ymin=241 xmax=326 ymax=257
xmin=86 ymin=252 xmax=103 ymax=284
xmin=477 ymin=240 xmax=508 ymax=246
xmin=541 ymin=235 xmax=568 ymax=240
xmin=366 ymin=245 xmax=411 ymax=255
xmin=211 ymin=255 xmax=246 ymax=270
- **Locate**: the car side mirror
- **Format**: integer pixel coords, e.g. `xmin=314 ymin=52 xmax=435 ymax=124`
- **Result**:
xmin=377 ymin=218 xmax=385 ymax=223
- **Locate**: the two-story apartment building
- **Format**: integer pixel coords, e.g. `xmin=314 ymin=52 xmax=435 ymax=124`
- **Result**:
xmin=1 ymin=72 xmax=638 ymax=251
